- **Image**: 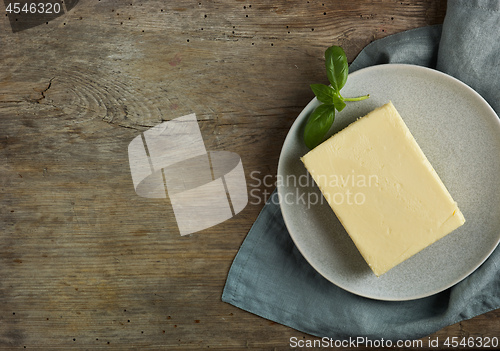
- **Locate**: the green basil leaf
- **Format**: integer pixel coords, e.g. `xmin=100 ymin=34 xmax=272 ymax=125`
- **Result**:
xmin=310 ymin=84 xmax=335 ymax=104
xmin=304 ymin=104 xmax=335 ymax=149
xmin=325 ymin=46 xmax=348 ymax=92
xmin=310 ymin=84 xmax=346 ymax=111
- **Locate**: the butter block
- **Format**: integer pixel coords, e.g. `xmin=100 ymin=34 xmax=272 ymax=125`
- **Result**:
xmin=301 ymin=102 xmax=465 ymax=276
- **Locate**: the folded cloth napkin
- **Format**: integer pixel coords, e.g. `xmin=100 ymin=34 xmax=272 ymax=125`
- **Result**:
xmin=222 ymin=0 xmax=500 ymax=341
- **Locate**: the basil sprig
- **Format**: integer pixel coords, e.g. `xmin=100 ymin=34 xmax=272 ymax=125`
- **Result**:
xmin=304 ymin=46 xmax=369 ymax=149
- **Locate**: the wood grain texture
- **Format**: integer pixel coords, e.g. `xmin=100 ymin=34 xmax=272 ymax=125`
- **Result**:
xmin=2 ymin=0 xmax=498 ymax=350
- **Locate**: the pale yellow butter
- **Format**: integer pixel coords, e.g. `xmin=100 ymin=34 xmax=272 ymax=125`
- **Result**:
xmin=301 ymin=102 xmax=465 ymax=276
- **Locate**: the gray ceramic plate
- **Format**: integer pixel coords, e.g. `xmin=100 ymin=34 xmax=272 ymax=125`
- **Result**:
xmin=277 ymin=64 xmax=500 ymax=301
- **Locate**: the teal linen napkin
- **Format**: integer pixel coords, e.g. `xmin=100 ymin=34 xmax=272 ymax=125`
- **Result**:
xmin=222 ymin=0 xmax=500 ymax=340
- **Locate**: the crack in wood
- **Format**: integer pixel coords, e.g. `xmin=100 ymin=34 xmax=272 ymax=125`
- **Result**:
xmin=34 ymin=77 xmax=56 ymax=104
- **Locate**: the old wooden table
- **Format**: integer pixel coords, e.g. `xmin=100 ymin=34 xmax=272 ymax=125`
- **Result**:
xmin=1 ymin=0 xmax=499 ymax=349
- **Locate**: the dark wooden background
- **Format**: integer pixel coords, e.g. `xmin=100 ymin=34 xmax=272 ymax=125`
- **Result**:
xmin=1 ymin=0 xmax=499 ymax=350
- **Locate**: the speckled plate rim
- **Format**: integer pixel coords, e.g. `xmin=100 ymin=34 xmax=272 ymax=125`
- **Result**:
xmin=277 ymin=64 xmax=500 ymax=301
